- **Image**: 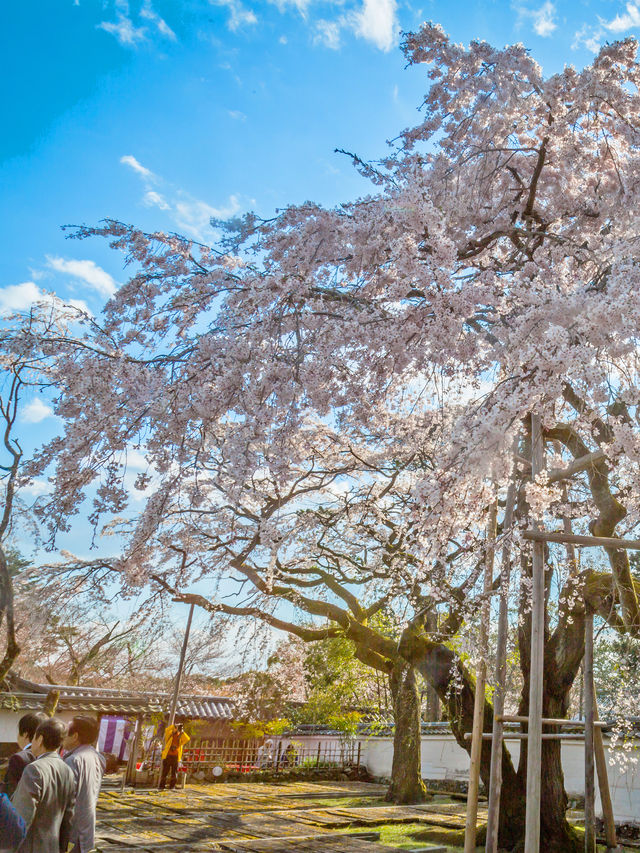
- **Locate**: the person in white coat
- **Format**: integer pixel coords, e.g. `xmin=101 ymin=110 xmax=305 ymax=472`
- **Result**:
xmin=62 ymin=716 xmax=106 ymax=853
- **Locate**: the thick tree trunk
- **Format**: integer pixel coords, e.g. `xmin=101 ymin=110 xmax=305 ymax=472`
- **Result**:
xmin=399 ymin=619 xmax=583 ymax=851
xmin=385 ymin=661 xmax=428 ymax=804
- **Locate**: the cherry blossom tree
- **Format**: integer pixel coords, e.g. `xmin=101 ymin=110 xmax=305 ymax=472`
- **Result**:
xmin=10 ymin=25 xmax=640 ymax=850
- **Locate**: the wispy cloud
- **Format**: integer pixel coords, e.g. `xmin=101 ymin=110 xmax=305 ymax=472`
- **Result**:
xmin=572 ymin=2 xmax=640 ymax=53
xmin=98 ymin=0 xmax=177 ymax=47
xmin=209 ymin=0 xmax=258 ymax=31
xmin=21 ymin=398 xmax=55 ymax=424
xmin=120 ymin=154 xmax=242 ymax=241
xmin=572 ymin=23 xmax=604 ymax=52
xmin=143 ymin=190 xmax=170 ymax=210
xmin=46 ymin=257 xmax=118 ymax=298
xmin=315 ymin=19 xmax=341 ymax=49
xmin=513 ymin=0 xmax=557 ymax=36
xmin=99 ymin=0 xmax=147 ymax=46
xmin=140 ymin=0 xmax=177 ymax=40
xmin=601 ymin=2 xmax=640 ymax=32
xmin=268 ymin=0 xmax=312 ymax=16
xmin=228 ymin=109 xmax=247 ymax=121
xmin=120 ymin=154 xmax=156 ymax=180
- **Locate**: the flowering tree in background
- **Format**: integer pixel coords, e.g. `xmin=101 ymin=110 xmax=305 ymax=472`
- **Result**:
xmin=8 ymin=26 xmax=640 ymax=850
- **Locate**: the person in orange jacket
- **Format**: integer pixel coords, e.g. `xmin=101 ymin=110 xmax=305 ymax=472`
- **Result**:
xmin=159 ymin=722 xmax=190 ymax=790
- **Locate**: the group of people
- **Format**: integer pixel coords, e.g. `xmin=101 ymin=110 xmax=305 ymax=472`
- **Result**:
xmin=0 ymin=712 xmax=105 ymax=853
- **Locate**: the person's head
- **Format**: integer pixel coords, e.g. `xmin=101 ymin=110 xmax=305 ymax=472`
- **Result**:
xmin=62 ymin=715 xmax=99 ymax=753
xmin=176 ymin=722 xmax=184 ymax=732
xmin=16 ymin=712 xmax=47 ymax=749
xmin=31 ymin=718 xmax=67 ymax=757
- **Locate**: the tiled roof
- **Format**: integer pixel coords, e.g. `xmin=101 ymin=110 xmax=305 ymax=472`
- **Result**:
xmin=0 ymin=682 xmax=236 ymax=721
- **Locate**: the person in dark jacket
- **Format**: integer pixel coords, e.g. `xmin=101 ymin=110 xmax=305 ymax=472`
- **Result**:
xmin=11 ymin=718 xmax=75 ymax=853
xmin=1 ymin=713 xmax=47 ymax=798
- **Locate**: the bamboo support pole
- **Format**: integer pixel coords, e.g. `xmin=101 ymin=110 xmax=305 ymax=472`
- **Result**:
xmin=485 ymin=463 xmax=518 ymax=853
xmin=464 ymin=497 xmax=497 ymax=853
xmin=584 ymin=613 xmax=596 ymax=853
xmin=525 ymin=413 xmax=545 ymax=853
xmin=522 ymin=530 xmax=640 ymax=550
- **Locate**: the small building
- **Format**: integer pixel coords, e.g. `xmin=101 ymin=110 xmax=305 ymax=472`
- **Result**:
xmin=0 ymin=675 xmax=236 ymax=758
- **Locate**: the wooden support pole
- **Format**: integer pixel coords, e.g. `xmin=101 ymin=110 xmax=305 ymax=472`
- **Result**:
xmin=497 ymin=715 xmax=607 ymax=728
xmin=466 ymin=733 xmax=589 ymax=741
xmin=464 ymin=497 xmax=497 ymax=853
xmin=168 ymin=602 xmax=195 ymax=726
xmin=523 ymin=530 xmax=640 ymax=550
xmin=593 ymin=695 xmax=620 ymax=851
xmin=525 ymin=413 xmax=545 ymax=853
xmin=584 ymin=612 xmax=596 ymax=853
xmin=485 ymin=466 xmax=517 ymax=853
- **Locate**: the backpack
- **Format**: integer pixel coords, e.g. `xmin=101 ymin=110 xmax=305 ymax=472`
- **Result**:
xmin=167 ymin=730 xmax=181 ymax=757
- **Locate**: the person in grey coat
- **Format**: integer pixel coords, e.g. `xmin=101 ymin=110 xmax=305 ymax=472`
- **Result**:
xmin=11 ymin=718 xmax=75 ymax=853
xmin=62 ymin=715 xmax=105 ymax=853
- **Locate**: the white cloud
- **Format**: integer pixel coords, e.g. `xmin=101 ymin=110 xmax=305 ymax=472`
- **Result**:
xmin=0 ymin=282 xmax=43 ymax=314
xmin=572 ymin=23 xmax=604 ymax=52
xmin=601 ymin=2 xmax=640 ymax=32
xmin=21 ymin=399 xmax=54 ymax=424
xmin=268 ymin=0 xmax=311 ymax=16
xmin=228 ymin=110 xmax=247 ymax=121
xmin=98 ymin=0 xmax=177 ymax=46
xmin=351 ymin=0 xmax=398 ymax=51
xmin=174 ymin=195 xmax=241 ymax=241
xmin=143 ymin=190 xmax=170 ymax=210
xmin=46 ymin=257 xmax=118 ymax=298
xmin=315 ymin=19 xmax=341 ymax=49
xmin=21 ymin=479 xmax=53 ymax=498
xmin=210 ymin=0 xmax=258 ymax=31
xmin=514 ymin=1 xmax=557 ymax=37
xmin=120 ymin=154 xmax=156 ymax=181
xmin=121 ymin=154 xmax=242 ymax=241
xmin=314 ymin=0 xmax=399 ymax=53
xmin=140 ymin=0 xmax=177 ymax=40
xmin=99 ymin=13 xmax=146 ymax=46
xmin=0 ymin=282 xmax=91 ymax=318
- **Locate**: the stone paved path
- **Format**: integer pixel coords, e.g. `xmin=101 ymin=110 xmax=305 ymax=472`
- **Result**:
xmin=94 ymin=780 xmax=456 ymax=851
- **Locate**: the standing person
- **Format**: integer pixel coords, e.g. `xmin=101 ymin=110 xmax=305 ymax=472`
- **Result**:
xmin=62 ymin=716 xmax=106 ymax=853
xmin=1 ymin=713 xmax=47 ymax=797
xmin=159 ymin=721 xmax=189 ymax=790
xmin=11 ymin=718 xmax=75 ymax=853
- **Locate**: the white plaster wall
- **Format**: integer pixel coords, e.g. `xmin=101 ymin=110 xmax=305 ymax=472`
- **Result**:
xmin=292 ymin=733 xmax=640 ymax=825
xmin=0 ymin=708 xmax=78 ymax=744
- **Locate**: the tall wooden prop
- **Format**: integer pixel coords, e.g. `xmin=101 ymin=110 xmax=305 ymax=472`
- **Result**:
xmin=524 ymin=413 xmax=545 ymax=853
xmin=168 ymin=602 xmax=195 ymax=726
xmin=584 ymin=612 xmax=596 ymax=853
xmin=593 ymin=696 xmax=619 ymax=851
xmin=464 ymin=496 xmax=497 ymax=853
xmin=485 ymin=469 xmax=517 ymax=853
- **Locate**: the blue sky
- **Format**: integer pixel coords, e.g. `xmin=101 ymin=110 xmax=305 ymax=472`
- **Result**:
xmin=2 ymin=0 xmax=640 ymax=556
